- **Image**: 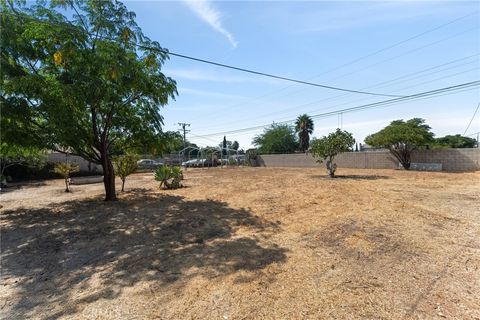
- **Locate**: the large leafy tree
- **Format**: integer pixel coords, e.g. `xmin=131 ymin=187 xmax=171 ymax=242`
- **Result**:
xmin=1 ymin=0 xmax=177 ymax=200
xmin=294 ymin=114 xmax=314 ymax=152
xmin=310 ymin=129 xmax=355 ymax=178
xmin=435 ymin=134 xmax=477 ymax=148
xmin=253 ymin=124 xmax=298 ymax=154
xmin=365 ymin=118 xmax=434 ymax=169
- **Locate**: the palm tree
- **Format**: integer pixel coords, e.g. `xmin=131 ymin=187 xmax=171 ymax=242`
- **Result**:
xmin=295 ymin=114 xmax=314 ymax=152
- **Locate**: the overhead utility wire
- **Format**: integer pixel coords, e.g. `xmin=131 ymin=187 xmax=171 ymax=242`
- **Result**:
xmin=194 ymin=21 xmax=480 ymax=128
xmin=141 ymin=45 xmax=404 ymax=98
xmin=463 ymin=102 xmax=480 ymax=135
xmin=192 ymin=81 xmax=480 ymax=137
xmin=210 ymin=86 xmax=480 ymax=139
xmin=4 ymin=11 xmax=406 ymax=98
xmin=196 ymin=54 xmax=479 ymax=131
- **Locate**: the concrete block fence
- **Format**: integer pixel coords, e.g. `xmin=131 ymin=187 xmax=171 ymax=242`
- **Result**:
xmin=256 ymin=149 xmax=480 ymax=172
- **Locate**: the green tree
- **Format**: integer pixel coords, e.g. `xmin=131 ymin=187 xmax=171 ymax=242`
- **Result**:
xmin=365 ymin=118 xmax=434 ymax=169
xmin=231 ymin=140 xmax=239 ymax=151
xmin=1 ymin=1 xmax=177 ymax=200
xmin=218 ymin=139 xmax=239 ymax=152
xmin=253 ymin=124 xmax=298 ymax=154
xmin=138 ymin=131 xmax=183 ymax=155
xmin=113 ymin=154 xmax=139 ymax=192
xmin=222 ymin=136 xmax=227 ymax=157
xmin=54 ymin=162 xmax=80 ymax=193
xmin=310 ymin=129 xmax=355 ymax=178
xmin=435 ymin=134 xmax=477 ymax=148
xmin=0 ymin=143 xmax=45 ymax=183
xmin=295 ymin=114 xmax=314 ymax=152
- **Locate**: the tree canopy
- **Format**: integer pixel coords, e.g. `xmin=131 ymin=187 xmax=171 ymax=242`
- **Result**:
xmin=310 ymin=129 xmax=355 ymax=177
xmin=435 ymin=134 xmax=477 ymax=148
xmin=365 ymin=118 xmax=434 ymax=169
xmin=294 ymin=114 xmax=314 ymax=152
xmin=253 ymin=124 xmax=298 ymax=154
xmin=1 ymin=0 xmax=177 ymax=200
xmin=218 ymin=139 xmax=239 ymax=151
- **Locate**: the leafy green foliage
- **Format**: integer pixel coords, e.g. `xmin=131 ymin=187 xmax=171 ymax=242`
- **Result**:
xmin=2 ymin=1 xmax=177 ymax=200
xmin=0 ymin=143 xmax=46 ymax=181
xmin=253 ymin=124 xmax=298 ymax=154
xmin=154 ymin=166 xmax=183 ymax=189
xmin=54 ymin=162 xmax=80 ymax=192
xmin=434 ymin=134 xmax=477 ymax=148
xmin=310 ymin=129 xmax=355 ymax=177
xmin=365 ymin=118 xmax=434 ymax=169
xmin=295 ymin=114 xmax=314 ymax=152
xmin=113 ymin=154 xmax=139 ymax=191
xmin=218 ymin=139 xmax=240 ymax=152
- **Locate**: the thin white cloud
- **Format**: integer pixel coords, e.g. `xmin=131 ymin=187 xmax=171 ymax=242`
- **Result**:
xmin=182 ymin=0 xmax=238 ymax=47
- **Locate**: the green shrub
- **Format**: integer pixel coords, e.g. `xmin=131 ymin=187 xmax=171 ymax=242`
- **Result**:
xmin=154 ymin=166 xmax=183 ymax=189
xmin=113 ymin=154 xmax=139 ymax=191
xmin=54 ymin=162 xmax=80 ymax=192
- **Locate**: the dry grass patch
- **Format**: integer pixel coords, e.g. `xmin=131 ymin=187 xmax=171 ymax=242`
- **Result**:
xmin=1 ymin=168 xmax=479 ymax=319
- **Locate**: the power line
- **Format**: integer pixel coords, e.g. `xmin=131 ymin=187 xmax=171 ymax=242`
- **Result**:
xmin=463 ymin=102 xmax=480 ymax=136
xmin=7 ymin=9 xmax=478 ymax=105
xmin=193 ymin=24 xmax=480 ymax=128
xmin=193 ymin=11 xmax=479 ymax=126
xmin=4 ymin=10 xmax=409 ymax=98
xmin=192 ymin=81 xmax=480 ymax=138
xmin=221 ymin=86 xmax=480 ymax=139
xmin=150 ymin=48 xmax=404 ymax=98
xmin=196 ymin=54 xmax=479 ymax=131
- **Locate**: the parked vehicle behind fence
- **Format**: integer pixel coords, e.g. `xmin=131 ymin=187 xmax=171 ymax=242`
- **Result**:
xmin=137 ymin=159 xmax=163 ymax=170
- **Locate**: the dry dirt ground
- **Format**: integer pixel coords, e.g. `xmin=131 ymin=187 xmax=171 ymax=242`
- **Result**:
xmin=1 ymin=167 xmax=479 ymax=319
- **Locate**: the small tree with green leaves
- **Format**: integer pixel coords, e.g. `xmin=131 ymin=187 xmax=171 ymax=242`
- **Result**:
xmin=310 ymin=129 xmax=355 ymax=178
xmin=54 ymin=162 xmax=80 ymax=192
xmin=113 ymin=154 xmax=139 ymax=192
xmin=365 ymin=118 xmax=434 ymax=169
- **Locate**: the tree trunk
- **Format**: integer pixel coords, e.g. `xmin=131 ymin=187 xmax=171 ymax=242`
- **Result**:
xmin=121 ymin=179 xmax=125 ymax=192
xmin=101 ymin=154 xmax=116 ymax=201
xmin=65 ymin=178 xmax=70 ymax=192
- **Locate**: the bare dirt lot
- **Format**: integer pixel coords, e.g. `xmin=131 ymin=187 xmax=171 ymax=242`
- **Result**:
xmin=1 ymin=167 xmax=479 ymax=319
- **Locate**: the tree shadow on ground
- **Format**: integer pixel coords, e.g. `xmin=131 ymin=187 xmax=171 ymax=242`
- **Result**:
xmin=1 ymin=190 xmax=287 ymax=319
xmin=0 ymin=181 xmax=47 ymax=193
xmin=311 ymin=174 xmax=390 ymax=180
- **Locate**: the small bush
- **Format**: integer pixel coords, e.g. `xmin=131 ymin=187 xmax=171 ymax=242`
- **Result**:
xmin=154 ymin=166 xmax=183 ymax=189
xmin=54 ymin=162 xmax=80 ymax=192
xmin=113 ymin=154 xmax=139 ymax=191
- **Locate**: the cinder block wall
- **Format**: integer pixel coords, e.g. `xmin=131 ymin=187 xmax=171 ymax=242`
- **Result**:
xmin=48 ymin=153 xmax=103 ymax=173
xmin=257 ymin=149 xmax=480 ymax=172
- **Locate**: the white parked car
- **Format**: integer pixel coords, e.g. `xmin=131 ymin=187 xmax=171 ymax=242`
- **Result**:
xmin=182 ymin=159 xmax=206 ymax=167
xmin=137 ymin=159 xmax=163 ymax=170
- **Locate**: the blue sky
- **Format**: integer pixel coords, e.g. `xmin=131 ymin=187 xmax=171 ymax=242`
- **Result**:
xmin=125 ymin=0 xmax=479 ymax=149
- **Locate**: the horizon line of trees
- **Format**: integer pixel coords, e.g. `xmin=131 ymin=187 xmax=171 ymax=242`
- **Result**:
xmin=251 ymin=114 xmax=478 ymax=155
